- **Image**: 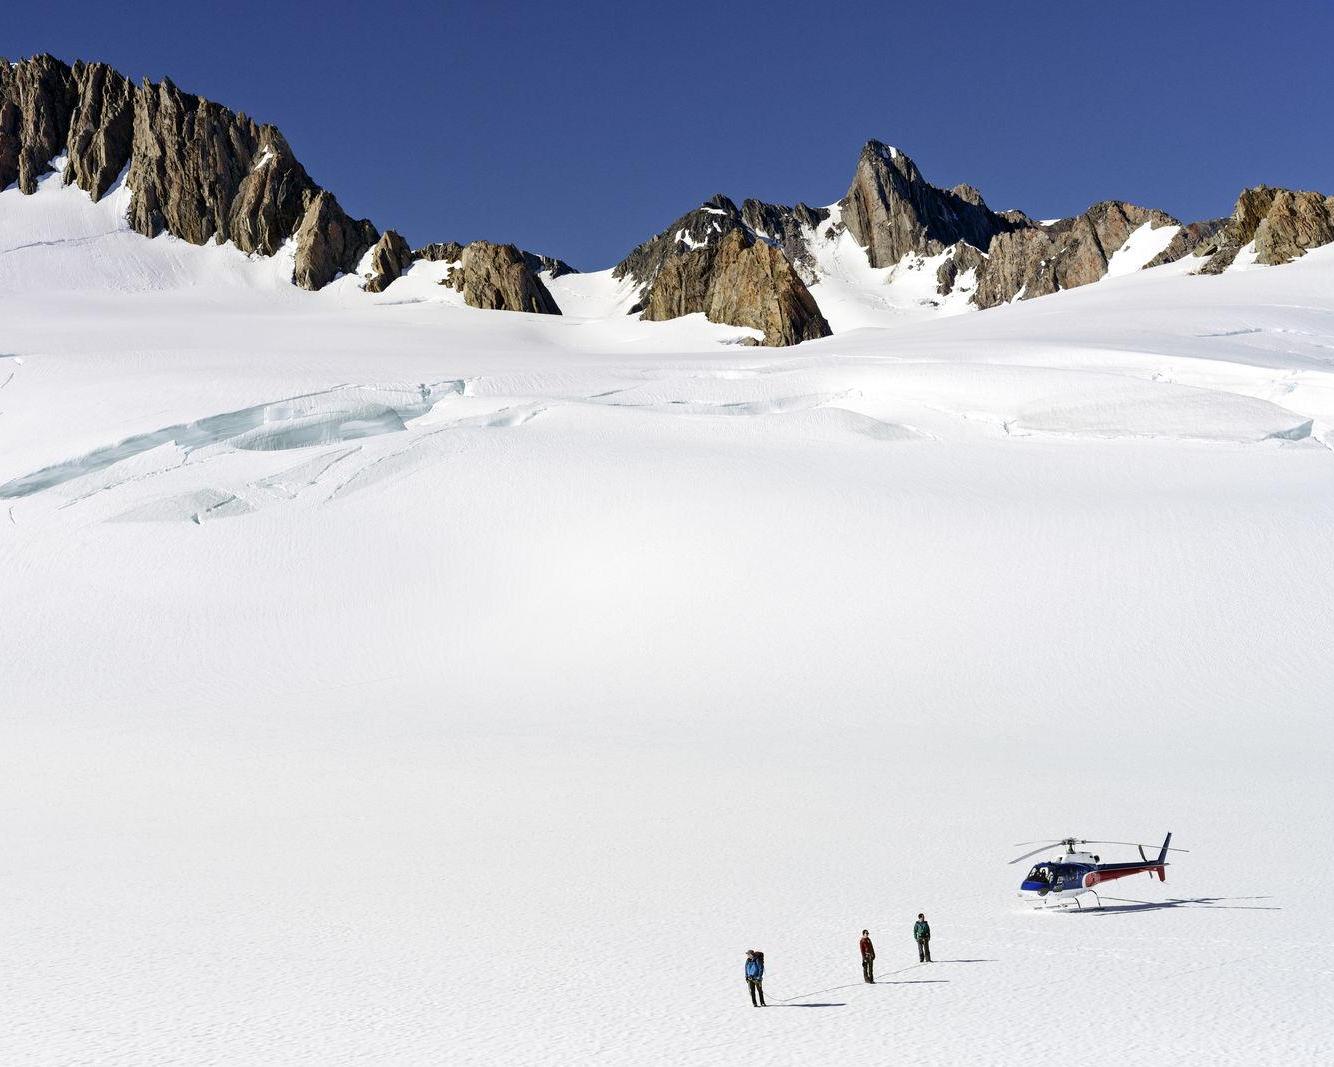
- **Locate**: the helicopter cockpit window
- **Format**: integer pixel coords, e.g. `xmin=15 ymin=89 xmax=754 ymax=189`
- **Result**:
xmin=1027 ymin=866 xmax=1050 ymax=884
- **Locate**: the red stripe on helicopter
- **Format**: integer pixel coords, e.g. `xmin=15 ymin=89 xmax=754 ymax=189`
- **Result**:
xmin=1084 ymin=865 xmax=1166 ymax=887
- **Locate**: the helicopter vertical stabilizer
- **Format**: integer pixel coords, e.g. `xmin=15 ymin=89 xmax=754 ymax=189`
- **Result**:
xmin=1155 ymin=832 xmax=1172 ymax=881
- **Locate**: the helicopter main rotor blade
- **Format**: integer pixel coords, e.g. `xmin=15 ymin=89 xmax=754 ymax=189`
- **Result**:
xmin=1009 ymin=843 xmax=1063 ymax=865
xmin=1080 ymin=840 xmax=1191 ymax=853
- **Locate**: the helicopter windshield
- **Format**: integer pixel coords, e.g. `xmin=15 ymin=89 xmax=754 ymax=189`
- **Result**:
xmin=1026 ymin=865 xmax=1050 ymax=884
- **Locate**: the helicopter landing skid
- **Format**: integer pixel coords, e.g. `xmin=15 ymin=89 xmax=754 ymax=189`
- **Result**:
xmin=1037 ymin=890 xmax=1103 ymax=911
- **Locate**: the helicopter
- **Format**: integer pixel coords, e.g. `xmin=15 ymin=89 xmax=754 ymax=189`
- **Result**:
xmin=1010 ymin=833 xmax=1188 ymax=908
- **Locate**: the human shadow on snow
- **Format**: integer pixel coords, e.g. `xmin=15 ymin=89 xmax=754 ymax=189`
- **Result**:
xmin=768 ymin=966 xmax=953 ymax=1006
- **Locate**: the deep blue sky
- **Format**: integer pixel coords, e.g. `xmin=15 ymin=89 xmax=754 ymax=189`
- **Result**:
xmin=9 ymin=1 xmax=1332 ymax=269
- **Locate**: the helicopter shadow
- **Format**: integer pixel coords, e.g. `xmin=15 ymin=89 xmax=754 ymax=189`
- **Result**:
xmin=1083 ymin=896 xmax=1280 ymax=914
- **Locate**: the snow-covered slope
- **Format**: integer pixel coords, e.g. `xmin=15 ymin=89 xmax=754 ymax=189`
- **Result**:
xmin=2 ymin=162 xmax=1333 ymax=1065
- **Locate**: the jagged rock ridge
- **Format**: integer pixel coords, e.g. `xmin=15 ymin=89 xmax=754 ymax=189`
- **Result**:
xmin=8 ymin=54 xmax=1334 ymax=336
xmin=1196 ymin=186 xmax=1334 ymax=274
xmin=613 ymin=195 xmax=831 ymax=346
xmin=2 ymin=54 xmax=376 ymax=290
xmin=444 ymin=241 xmax=562 ymax=315
xmin=362 ymin=230 xmax=414 ymax=294
xmin=413 ymin=240 xmax=568 ymax=314
xmin=969 ymin=200 xmax=1181 ymax=308
xmin=841 ymin=141 xmax=1020 ymax=267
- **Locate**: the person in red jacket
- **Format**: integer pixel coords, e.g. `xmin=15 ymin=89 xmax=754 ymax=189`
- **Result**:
xmin=859 ymin=929 xmax=876 ymax=982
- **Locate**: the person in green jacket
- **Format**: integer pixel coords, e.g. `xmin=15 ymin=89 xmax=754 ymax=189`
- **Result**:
xmin=914 ymin=913 xmax=932 ymax=962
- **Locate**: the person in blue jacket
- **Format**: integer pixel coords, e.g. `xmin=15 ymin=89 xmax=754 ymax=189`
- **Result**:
xmin=745 ymin=950 xmax=766 ymax=1006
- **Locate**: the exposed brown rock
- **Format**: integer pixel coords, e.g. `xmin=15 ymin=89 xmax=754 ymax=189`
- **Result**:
xmin=293 ymin=190 xmax=378 ymax=291
xmin=972 ymin=201 xmax=1179 ymax=307
xmin=614 ymin=194 xmax=748 ymax=289
xmin=1143 ymin=218 xmax=1227 ymax=269
xmin=1197 ymin=186 xmax=1334 ymax=273
xmin=935 ymin=242 xmax=985 ymax=296
xmin=841 ymin=141 xmax=1015 ymax=267
xmin=363 ymin=229 xmax=413 ymax=293
xmin=520 ymin=250 xmax=577 ymax=278
xmin=416 ymin=240 xmax=576 ymax=282
xmin=639 ymin=229 xmax=829 ymax=347
xmin=740 ymin=198 xmax=830 ymax=283
xmin=0 ymin=54 xmax=78 ymax=193
xmin=62 ymin=61 xmax=135 ymax=200
xmin=3 ymin=55 xmax=376 ymax=290
xmin=613 ymin=195 xmax=831 ymax=344
xmin=128 ymin=76 xmax=306 ymax=255
xmin=15 ymin=53 xmax=1334 ymax=329
xmin=415 ymin=241 xmax=467 ymax=263
xmin=448 ymin=241 xmax=561 ymax=314
xmin=1255 ymin=189 xmax=1334 ymax=264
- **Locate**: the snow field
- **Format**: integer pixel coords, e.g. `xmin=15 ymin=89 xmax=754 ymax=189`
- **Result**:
xmin=2 ymin=159 xmax=1333 ymax=1065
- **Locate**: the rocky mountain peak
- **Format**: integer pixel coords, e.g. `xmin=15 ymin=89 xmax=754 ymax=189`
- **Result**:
xmin=1196 ymin=185 xmax=1334 ymax=274
xmin=862 ymin=139 xmax=909 ymax=170
xmin=63 ymin=60 xmax=135 ymax=201
xmin=2 ymin=53 xmax=376 ymax=291
xmin=1 ymin=53 xmax=78 ymax=194
xmin=949 ymin=183 xmax=988 ymax=208
xmin=841 ymin=138 xmax=1016 ymax=267
xmin=612 ymin=193 xmax=830 ymax=346
xmin=9 ymin=54 xmax=1334 ymax=335
xmin=447 ymin=241 xmax=562 ymax=315
xmin=612 ymin=196 xmax=749 ymax=290
xmin=638 ymin=227 xmax=829 ymax=346
xmin=740 ymin=199 xmax=830 ymax=283
xmin=703 ymin=193 xmax=739 ymax=214
xmin=968 ymin=199 xmax=1181 ymax=308
xmin=362 ymin=230 xmax=413 ymax=293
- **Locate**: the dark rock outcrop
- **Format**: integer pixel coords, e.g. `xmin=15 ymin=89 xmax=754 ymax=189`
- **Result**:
xmin=740 ymin=199 xmax=830 ymax=282
xmin=129 ymin=77 xmax=311 ymax=257
xmin=841 ymin=141 xmax=1016 ymax=266
xmin=613 ymin=195 xmax=831 ymax=346
xmin=972 ymin=201 xmax=1180 ymax=308
xmin=935 ymin=242 xmax=986 ymax=297
xmin=13 ymin=53 xmax=1334 ymax=331
xmin=63 ymin=61 xmax=135 ymax=200
xmin=1196 ymin=186 xmax=1334 ymax=274
xmin=415 ymin=241 xmax=467 ymax=263
xmin=614 ymin=194 xmax=750 ymax=290
xmin=447 ymin=241 xmax=562 ymax=314
xmin=0 ymin=53 xmax=78 ymax=194
xmin=363 ymin=229 xmax=413 ymax=293
xmin=293 ymin=190 xmax=378 ymax=291
xmin=836 ymin=143 xmax=1187 ymax=308
xmin=1143 ymin=218 xmax=1227 ymax=270
xmin=3 ymin=54 xmax=375 ymax=291
xmin=521 ymin=250 xmax=576 ymax=278
xmin=641 ymin=228 xmax=829 ymax=346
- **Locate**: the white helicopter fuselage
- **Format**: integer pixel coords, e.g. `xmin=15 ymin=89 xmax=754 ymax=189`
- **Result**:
xmin=1017 ymin=838 xmax=1173 ymax=907
xmin=1018 ymin=850 xmax=1101 ymax=903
